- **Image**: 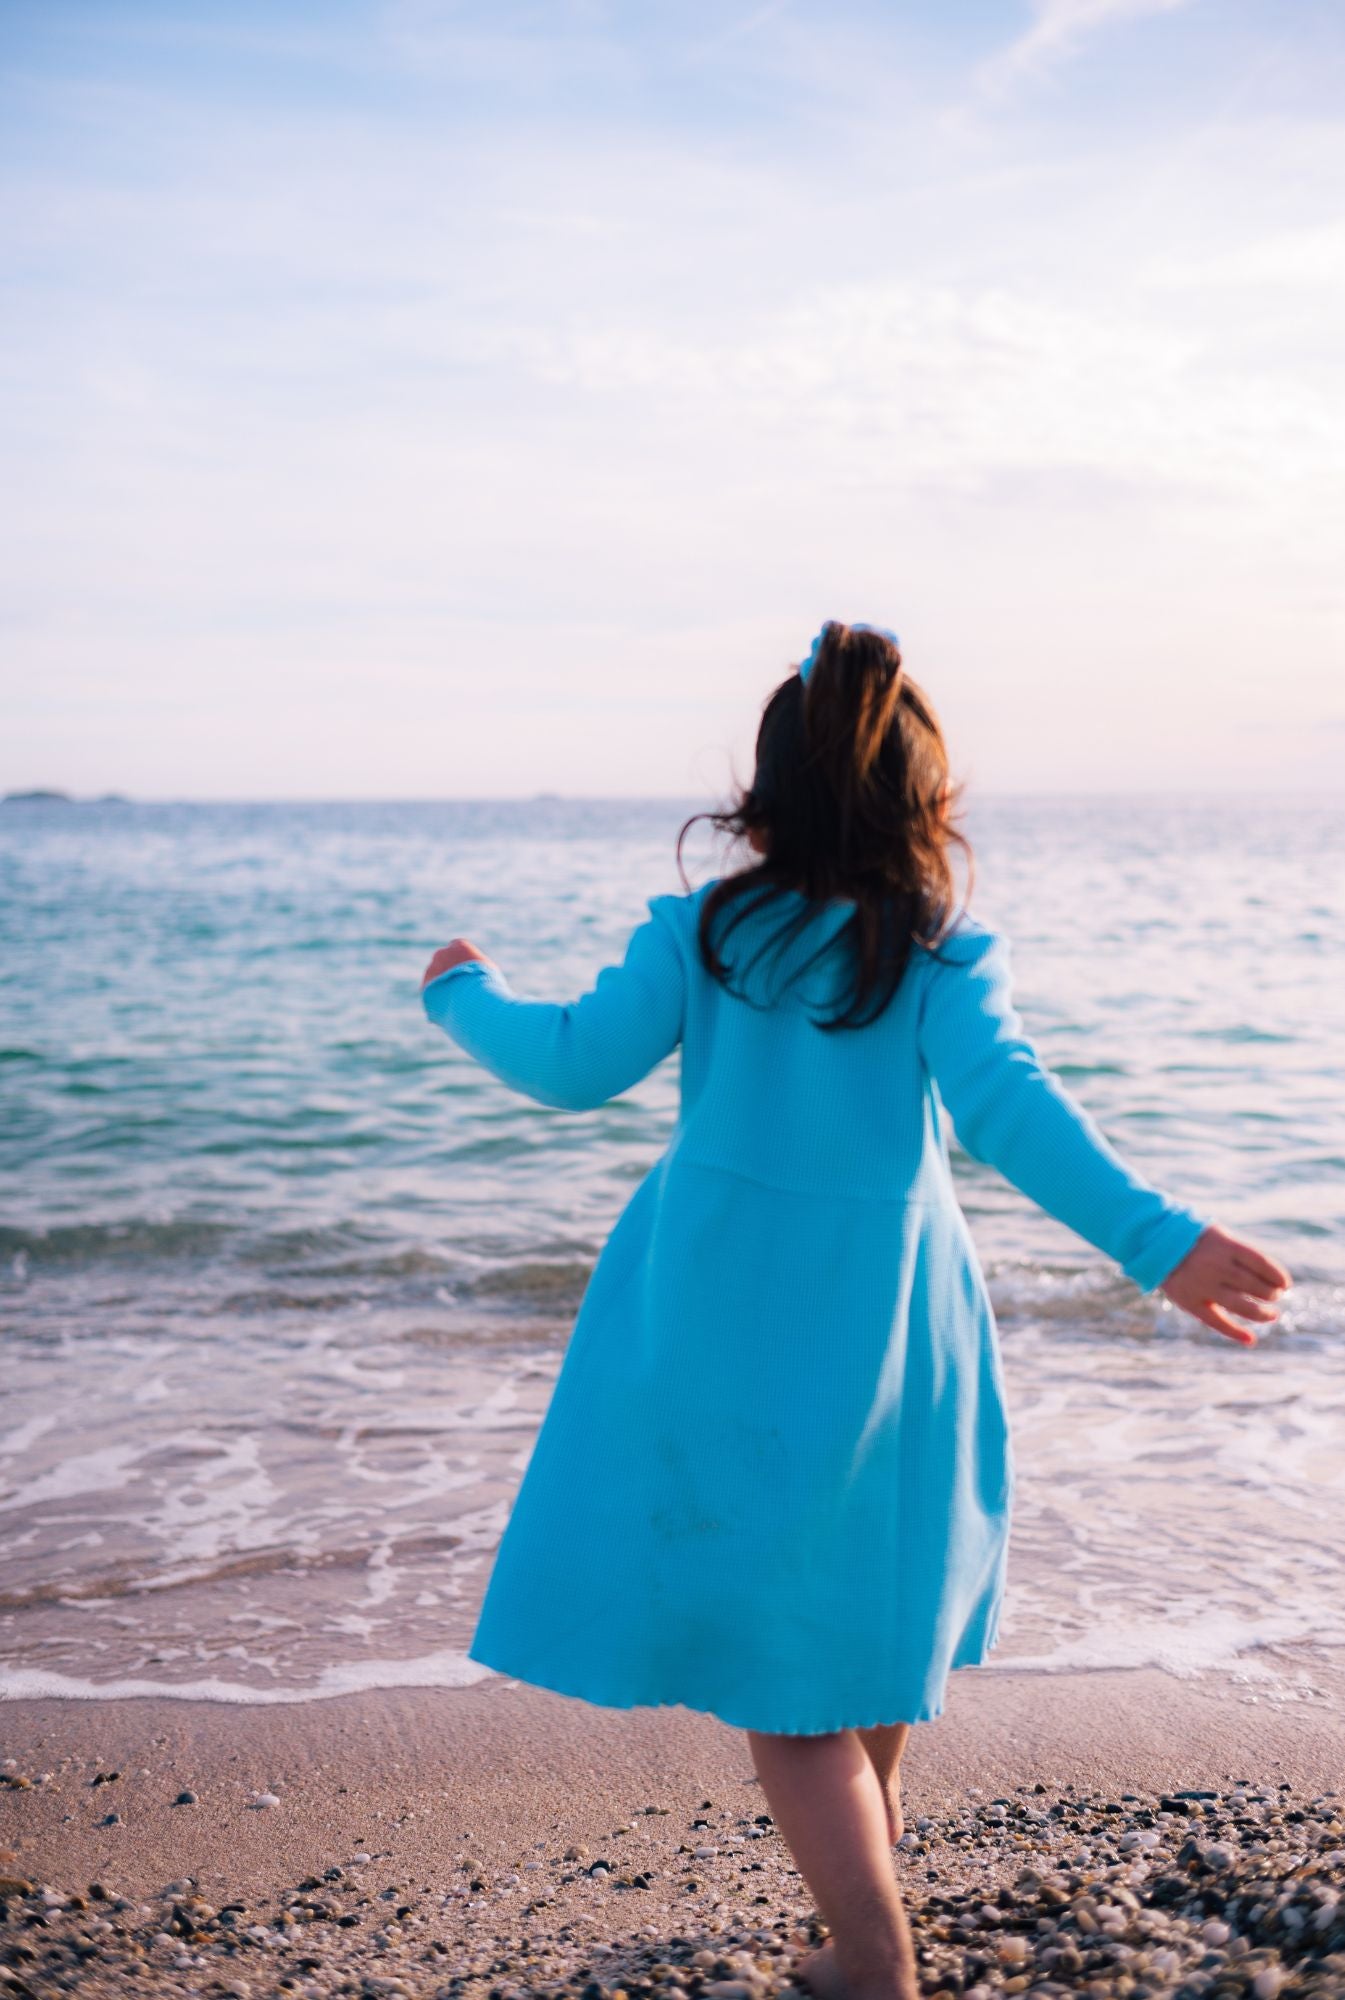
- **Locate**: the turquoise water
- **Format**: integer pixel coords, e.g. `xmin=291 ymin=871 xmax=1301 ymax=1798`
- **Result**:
xmin=1 ymin=797 xmax=1342 ymax=1703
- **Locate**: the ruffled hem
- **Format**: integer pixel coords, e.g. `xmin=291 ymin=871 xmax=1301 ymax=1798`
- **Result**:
xmin=465 ymin=1623 xmax=1005 ymax=1737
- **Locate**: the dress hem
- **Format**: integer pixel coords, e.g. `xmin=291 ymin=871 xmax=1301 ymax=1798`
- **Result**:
xmin=464 ymin=1629 xmax=1004 ymax=1736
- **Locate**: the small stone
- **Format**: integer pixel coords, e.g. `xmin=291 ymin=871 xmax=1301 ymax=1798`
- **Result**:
xmin=173 ymin=1789 xmax=198 ymax=1807
xmin=1252 ymin=1972 xmax=1285 ymax=1999
xmin=249 ymin=1791 xmax=281 ymax=1809
xmin=97 ymin=1811 xmax=122 ymax=1828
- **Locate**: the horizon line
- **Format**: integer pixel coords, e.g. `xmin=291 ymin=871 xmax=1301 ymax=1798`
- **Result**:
xmin=5 ymin=787 xmax=1343 ymax=808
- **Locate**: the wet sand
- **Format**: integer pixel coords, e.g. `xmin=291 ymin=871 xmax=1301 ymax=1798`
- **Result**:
xmin=3 ymin=1666 xmax=1344 ymax=1996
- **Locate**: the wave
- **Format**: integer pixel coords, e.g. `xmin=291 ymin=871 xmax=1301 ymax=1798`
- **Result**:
xmin=988 ymin=1608 xmax=1327 ymax=1682
xmin=0 ymin=1650 xmax=494 ymax=1706
xmin=0 ymin=1217 xmax=239 ymax=1267
xmin=0 ymin=1531 xmax=468 ymax=1612
xmin=467 ymin=1258 xmax=595 ymax=1309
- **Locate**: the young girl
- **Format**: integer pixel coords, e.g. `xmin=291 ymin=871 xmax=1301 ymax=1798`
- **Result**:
xmin=420 ymin=621 xmax=1291 ymax=2000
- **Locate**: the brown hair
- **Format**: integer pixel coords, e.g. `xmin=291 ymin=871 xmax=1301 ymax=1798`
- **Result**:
xmin=676 ymin=621 xmax=972 ymax=1030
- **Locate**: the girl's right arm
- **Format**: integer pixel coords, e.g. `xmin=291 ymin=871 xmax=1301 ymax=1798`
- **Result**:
xmin=917 ymin=924 xmax=1289 ymax=1340
xmin=420 ymin=895 xmax=685 ymax=1112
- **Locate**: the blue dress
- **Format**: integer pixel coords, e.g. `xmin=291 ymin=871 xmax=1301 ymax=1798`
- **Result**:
xmin=421 ymin=883 xmax=1206 ymax=1734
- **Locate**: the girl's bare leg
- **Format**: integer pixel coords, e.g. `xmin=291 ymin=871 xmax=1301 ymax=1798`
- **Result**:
xmin=856 ymin=1722 xmax=912 ymax=1844
xmin=747 ymin=1728 xmax=918 ymax=2000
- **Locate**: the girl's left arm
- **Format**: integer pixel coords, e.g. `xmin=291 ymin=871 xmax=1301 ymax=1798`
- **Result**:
xmin=419 ymin=896 xmax=685 ymax=1111
xmin=918 ymin=924 xmax=1211 ymax=1294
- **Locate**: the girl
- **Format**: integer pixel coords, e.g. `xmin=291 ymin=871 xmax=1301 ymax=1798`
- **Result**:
xmin=420 ymin=621 xmax=1290 ymax=2000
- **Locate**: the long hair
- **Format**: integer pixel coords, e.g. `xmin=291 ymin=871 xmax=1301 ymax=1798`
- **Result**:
xmin=676 ymin=621 xmax=972 ymax=1031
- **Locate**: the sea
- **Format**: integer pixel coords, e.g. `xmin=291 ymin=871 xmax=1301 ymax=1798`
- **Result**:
xmin=1 ymin=796 xmax=1342 ymax=1713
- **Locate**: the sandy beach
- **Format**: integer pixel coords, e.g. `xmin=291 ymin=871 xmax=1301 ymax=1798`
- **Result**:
xmin=4 ymin=1665 xmax=1345 ymax=1997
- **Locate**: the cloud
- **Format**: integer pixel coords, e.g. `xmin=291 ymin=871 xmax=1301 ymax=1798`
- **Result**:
xmin=1144 ymin=219 xmax=1345 ymax=293
xmin=981 ymin=0 xmax=1195 ymax=92
xmin=490 ymin=275 xmax=1341 ymax=553
xmin=3 ymin=1 xmax=1344 ymax=796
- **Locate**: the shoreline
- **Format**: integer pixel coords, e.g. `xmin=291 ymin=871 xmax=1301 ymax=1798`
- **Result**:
xmin=4 ymin=1665 xmax=1344 ymax=1995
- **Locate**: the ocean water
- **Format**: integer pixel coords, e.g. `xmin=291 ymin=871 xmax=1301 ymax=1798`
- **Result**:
xmin=1 ymin=796 xmax=1342 ymax=1711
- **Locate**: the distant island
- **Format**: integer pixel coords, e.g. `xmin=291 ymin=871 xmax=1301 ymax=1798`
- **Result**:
xmin=2 ymin=789 xmax=130 ymax=805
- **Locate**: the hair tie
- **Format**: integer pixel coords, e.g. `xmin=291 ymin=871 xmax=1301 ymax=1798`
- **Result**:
xmin=798 ymin=621 xmax=901 ymax=685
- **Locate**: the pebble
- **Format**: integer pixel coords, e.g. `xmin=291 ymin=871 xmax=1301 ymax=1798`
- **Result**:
xmin=248 ymin=1790 xmax=281 ymax=1809
xmin=3 ymin=1777 xmax=1341 ymax=1998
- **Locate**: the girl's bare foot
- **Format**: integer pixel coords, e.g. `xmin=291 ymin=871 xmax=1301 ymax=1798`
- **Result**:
xmin=797 ymin=1940 xmax=846 ymax=2000
xmin=797 ymin=1938 xmax=915 ymax=2000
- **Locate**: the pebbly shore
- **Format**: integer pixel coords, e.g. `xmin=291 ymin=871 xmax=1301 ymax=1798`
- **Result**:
xmin=4 ymin=1772 xmax=1344 ymax=1999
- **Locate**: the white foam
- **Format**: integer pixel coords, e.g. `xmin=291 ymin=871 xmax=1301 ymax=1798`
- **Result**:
xmin=0 ymin=1647 xmax=494 ymax=1706
xmin=987 ymin=1608 xmax=1318 ymax=1680
xmin=0 ymin=1442 xmax=143 ymax=1511
xmin=0 ymin=1411 xmax=58 ymax=1460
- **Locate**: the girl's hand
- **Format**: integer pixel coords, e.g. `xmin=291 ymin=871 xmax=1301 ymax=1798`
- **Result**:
xmin=421 ymin=938 xmax=498 ymax=989
xmin=1160 ymin=1225 xmax=1292 ymax=1345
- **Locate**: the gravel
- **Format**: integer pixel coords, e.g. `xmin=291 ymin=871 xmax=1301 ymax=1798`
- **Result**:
xmin=2 ymin=1780 xmax=1343 ymax=1997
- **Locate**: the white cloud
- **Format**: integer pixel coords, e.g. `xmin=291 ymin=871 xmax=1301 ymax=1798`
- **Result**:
xmin=981 ymin=0 xmax=1195 ymax=91
xmin=3 ymin=5 xmax=1344 ymax=796
xmin=487 ymin=276 xmax=1342 ymax=558
xmin=1144 ymin=218 xmax=1345 ymax=292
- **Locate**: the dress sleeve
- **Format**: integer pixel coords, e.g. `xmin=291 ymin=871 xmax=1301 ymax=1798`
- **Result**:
xmin=916 ymin=923 xmax=1208 ymax=1293
xmin=420 ymin=895 xmax=686 ymax=1112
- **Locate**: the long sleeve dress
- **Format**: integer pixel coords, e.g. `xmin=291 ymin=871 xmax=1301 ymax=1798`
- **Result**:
xmin=421 ymin=880 xmax=1207 ymax=1734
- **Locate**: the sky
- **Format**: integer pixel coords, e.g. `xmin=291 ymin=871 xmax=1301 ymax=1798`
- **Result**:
xmin=2 ymin=0 xmax=1343 ymax=799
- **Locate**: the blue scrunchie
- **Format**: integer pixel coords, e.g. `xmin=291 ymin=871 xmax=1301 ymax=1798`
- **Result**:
xmin=799 ymin=621 xmax=901 ymax=685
